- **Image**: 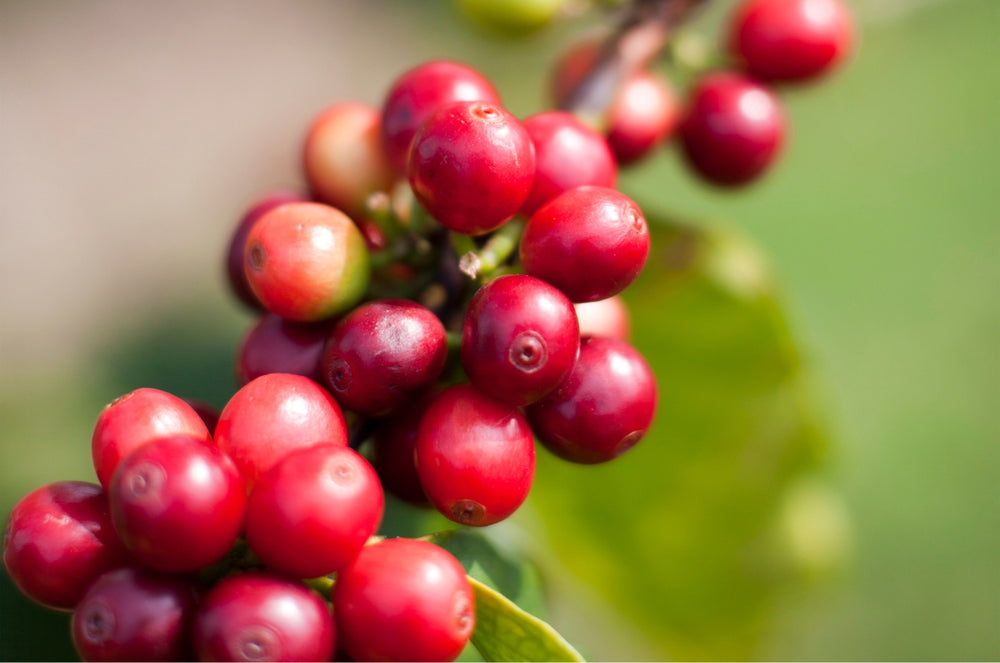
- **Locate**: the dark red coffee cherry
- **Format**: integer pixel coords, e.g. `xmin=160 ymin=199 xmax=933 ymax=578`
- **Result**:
xmin=110 ymin=434 xmax=246 ymax=573
xmin=214 ymin=373 xmax=348 ymax=488
xmin=303 ymin=101 xmax=396 ymax=220
xmin=729 ymin=0 xmax=854 ymax=84
xmin=519 ymin=110 xmax=616 ymax=217
xmin=183 ymin=398 xmax=221 ymax=436
xmin=381 ymin=59 xmax=501 ymax=175
xmin=3 ymin=481 xmax=130 ymax=611
xmin=678 ymin=72 xmax=785 ymax=187
xmin=194 ymin=571 xmax=335 ymax=663
xmin=321 ymin=299 xmax=448 ymax=417
xmin=245 ymin=444 xmax=383 ymax=578
xmin=226 ymin=192 xmax=306 ymax=311
xmin=607 ymin=71 xmax=682 ymax=165
xmin=415 ymin=384 xmax=535 ymax=526
xmin=527 ymin=336 xmax=656 ymax=464
xmin=408 ymin=100 xmax=536 ymax=236
xmin=235 ymin=312 xmax=334 ymax=386
xmin=370 ymin=396 xmax=434 ymax=506
xmin=574 ymin=295 xmax=631 ymax=340
xmin=244 ymin=201 xmax=370 ymax=322
xmin=333 ymin=538 xmax=474 ymax=662
xmin=520 ymin=185 xmax=649 ymax=303
xmin=461 ymin=274 xmax=579 ymax=406
xmin=72 ymin=566 xmax=200 ymax=662
xmin=92 ymin=387 xmax=212 ymax=492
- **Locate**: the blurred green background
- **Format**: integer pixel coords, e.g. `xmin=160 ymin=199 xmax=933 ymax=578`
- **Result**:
xmin=1 ymin=0 xmax=997 ymax=660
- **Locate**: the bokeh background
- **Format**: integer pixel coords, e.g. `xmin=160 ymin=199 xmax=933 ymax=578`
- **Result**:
xmin=1 ymin=0 xmax=997 ymax=660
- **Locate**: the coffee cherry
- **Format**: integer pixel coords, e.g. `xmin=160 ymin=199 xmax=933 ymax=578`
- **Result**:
xmin=245 ymin=444 xmax=384 ymax=578
xmin=415 ymin=384 xmax=535 ymax=526
xmin=244 ymin=201 xmax=370 ymax=321
xmin=455 ymin=0 xmax=566 ymax=37
xmin=225 ymin=192 xmax=306 ymax=311
xmin=72 ymin=566 xmax=199 ymax=662
xmin=370 ymin=397 xmax=434 ymax=506
xmin=109 ymin=434 xmax=246 ymax=573
xmin=302 ymin=102 xmax=396 ymax=220
xmin=574 ymin=295 xmax=631 ymax=340
xmin=183 ymin=398 xmax=221 ymax=436
xmin=333 ymin=538 xmax=474 ymax=662
xmin=194 ymin=572 xmax=336 ymax=662
xmin=679 ymin=72 xmax=785 ymax=186
xmin=527 ymin=336 xmax=656 ymax=463
xmin=607 ymin=71 xmax=681 ymax=165
xmin=3 ymin=481 xmax=130 ymax=611
xmin=461 ymin=274 xmax=579 ymax=406
xmin=519 ymin=110 xmax=617 ymax=217
xmin=729 ymin=0 xmax=854 ymax=84
xmin=92 ymin=387 xmax=212 ymax=492
xmin=321 ymin=299 xmax=448 ymax=417
xmin=520 ymin=185 xmax=649 ymax=302
xmin=381 ymin=60 xmax=502 ymax=175
xmin=235 ymin=312 xmax=334 ymax=386
xmin=409 ymin=100 xmax=536 ymax=236
xmin=214 ymin=373 xmax=348 ymax=487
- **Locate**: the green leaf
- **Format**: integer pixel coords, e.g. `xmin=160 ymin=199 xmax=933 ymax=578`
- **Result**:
xmin=467 ymin=576 xmax=585 ymax=663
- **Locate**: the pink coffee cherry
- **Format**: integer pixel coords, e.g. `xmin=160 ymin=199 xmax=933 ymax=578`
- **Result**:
xmin=574 ymin=295 xmax=631 ymax=340
xmin=607 ymin=71 xmax=682 ymax=165
xmin=3 ymin=481 xmax=130 ymax=611
xmin=408 ymin=100 xmax=536 ymax=236
xmin=333 ymin=538 xmax=474 ymax=662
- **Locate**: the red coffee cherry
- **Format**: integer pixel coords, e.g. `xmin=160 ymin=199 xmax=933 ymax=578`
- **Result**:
xmin=235 ymin=312 xmax=334 ymax=386
xmin=461 ymin=274 xmax=579 ymax=406
xmin=214 ymin=373 xmax=348 ymax=487
xmin=245 ymin=444 xmax=384 ymax=578
xmin=321 ymin=299 xmax=448 ymax=417
xmin=194 ymin=572 xmax=336 ymax=663
xmin=302 ymin=102 xmax=396 ymax=220
xmin=109 ymin=434 xmax=246 ymax=573
xmin=370 ymin=397 xmax=434 ymax=506
xmin=381 ymin=59 xmax=501 ymax=175
xmin=244 ymin=201 xmax=370 ymax=322
xmin=92 ymin=387 xmax=212 ymax=492
xmin=72 ymin=566 xmax=200 ymax=662
xmin=333 ymin=538 xmax=474 ymax=662
xmin=679 ymin=72 xmax=785 ymax=187
xmin=408 ymin=100 xmax=536 ymax=236
xmin=3 ymin=481 xmax=130 ymax=611
xmin=520 ymin=185 xmax=649 ymax=303
xmin=519 ymin=110 xmax=617 ymax=217
xmin=729 ymin=0 xmax=854 ymax=84
xmin=607 ymin=71 xmax=682 ymax=165
xmin=527 ymin=336 xmax=656 ymax=464
xmin=574 ymin=295 xmax=631 ymax=340
xmin=415 ymin=384 xmax=535 ymax=526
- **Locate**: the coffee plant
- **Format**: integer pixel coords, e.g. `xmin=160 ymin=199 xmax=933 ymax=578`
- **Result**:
xmin=2 ymin=0 xmax=853 ymax=660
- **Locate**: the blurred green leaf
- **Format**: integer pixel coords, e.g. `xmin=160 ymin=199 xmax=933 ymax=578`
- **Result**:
xmin=527 ymin=219 xmax=836 ymax=660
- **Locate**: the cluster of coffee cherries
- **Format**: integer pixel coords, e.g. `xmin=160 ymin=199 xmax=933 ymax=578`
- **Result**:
xmin=550 ymin=0 xmax=854 ymax=185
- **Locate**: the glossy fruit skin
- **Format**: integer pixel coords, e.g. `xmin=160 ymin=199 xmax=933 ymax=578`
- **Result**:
xmin=321 ymin=299 xmax=448 ymax=417
xmin=302 ymin=102 xmax=396 ymax=219
xmin=109 ymin=434 xmax=246 ymax=573
xmin=415 ymin=384 xmax=535 ymax=526
xmin=245 ymin=444 xmax=384 ymax=578
xmin=226 ymin=192 xmax=306 ymax=311
xmin=194 ymin=571 xmax=335 ymax=662
xmin=370 ymin=397 xmax=434 ymax=506
xmin=214 ymin=373 xmax=348 ymax=487
xmin=2 ymin=481 xmax=130 ymax=611
xmin=455 ymin=0 xmax=565 ymax=37
xmin=381 ymin=59 xmax=501 ymax=174
xmin=527 ymin=336 xmax=656 ymax=464
xmin=408 ymin=100 xmax=536 ymax=236
xmin=92 ymin=387 xmax=212 ymax=492
xmin=679 ymin=72 xmax=785 ymax=186
xmin=71 ymin=565 xmax=200 ymax=662
xmin=235 ymin=312 xmax=334 ymax=386
xmin=333 ymin=538 xmax=474 ymax=662
xmin=520 ymin=185 xmax=649 ymax=303
xmin=461 ymin=274 xmax=579 ymax=406
xmin=729 ymin=0 xmax=853 ymax=83
xmin=519 ymin=110 xmax=616 ymax=216
xmin=574 ymin=295 xmax=631 ymax=340
xmin=244 ymin=201 xmax=370 ymax=321
xmin=607 ymin=71 xmax=681 ymax=165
